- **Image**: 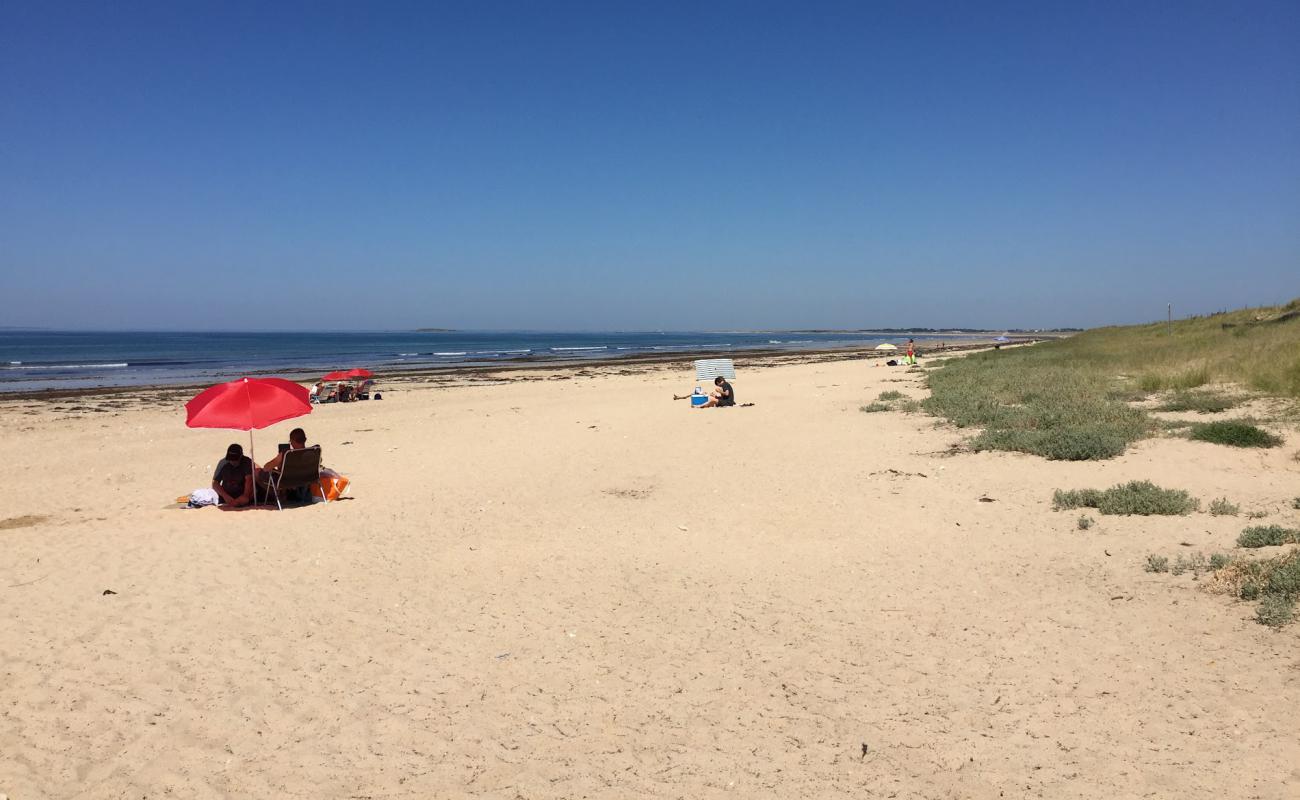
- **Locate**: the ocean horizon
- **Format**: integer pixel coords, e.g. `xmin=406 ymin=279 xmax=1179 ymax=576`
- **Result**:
xmin=0 ymin=329 xmax=972 ymax=392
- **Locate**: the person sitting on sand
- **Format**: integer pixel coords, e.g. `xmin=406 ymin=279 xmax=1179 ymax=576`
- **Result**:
xmin=212 ymin=443 xmax=254 ymax=507
xmin=309 ymin=381 xmax=323 ymax=403
xmin=696 ymin=376 xmax=735 ymax=408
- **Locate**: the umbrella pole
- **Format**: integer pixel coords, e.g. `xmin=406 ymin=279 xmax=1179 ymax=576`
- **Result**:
xmin=249 ymin=430 xmax=257 ymax=506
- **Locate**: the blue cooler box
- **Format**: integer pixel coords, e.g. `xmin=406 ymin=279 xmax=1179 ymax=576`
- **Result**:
xmin=690 ymin=394 xmax=708 ymax=407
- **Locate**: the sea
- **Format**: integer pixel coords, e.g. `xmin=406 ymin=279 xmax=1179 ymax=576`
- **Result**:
xmin=0 ymin=330 xmax=947 ymax=392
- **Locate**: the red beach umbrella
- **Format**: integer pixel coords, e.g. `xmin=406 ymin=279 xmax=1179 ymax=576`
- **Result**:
xmin=321 ymin=370 xmax=350 ymax=381
xmin=185 ymin=377 xmax=312 ymax=504
xmin=186 ymin=377 xmax=311 ymax=430
xmin=344 ymin=368 xmax=374 ymax=379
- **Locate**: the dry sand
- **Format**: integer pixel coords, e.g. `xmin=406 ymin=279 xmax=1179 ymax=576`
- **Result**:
xmin=2 ymin=352 xmax=1298 ymax=799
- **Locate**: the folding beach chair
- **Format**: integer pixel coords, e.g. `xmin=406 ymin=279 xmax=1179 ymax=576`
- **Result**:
xmin=264 ymin=445 xmax=326 ymax=510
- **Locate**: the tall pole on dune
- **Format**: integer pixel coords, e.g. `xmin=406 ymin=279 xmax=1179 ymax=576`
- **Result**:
xmin=1167 ymin=303 xmax=1172 ymax=337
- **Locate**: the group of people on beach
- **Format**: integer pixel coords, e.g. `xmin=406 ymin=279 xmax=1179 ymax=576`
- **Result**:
xmin=309 ymin=380 xmax=375 ymax=403
xmin=211 ymin=427 xmax=314 ymax=508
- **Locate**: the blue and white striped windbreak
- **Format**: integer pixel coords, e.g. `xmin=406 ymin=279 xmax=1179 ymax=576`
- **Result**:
xmin=694 ymin=358 xmax=736 ymax=381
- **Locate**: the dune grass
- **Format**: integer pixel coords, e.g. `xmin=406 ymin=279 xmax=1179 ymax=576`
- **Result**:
xmin=922 ymin=298 xmax=1300 ymax=460
xmin=1156 ymin=391 xmax=1237 ymax=413
xmin=862 ymin=391 xmax=921 ymax=415
xmin=924 ymin=363 xmax=1148 ymax=460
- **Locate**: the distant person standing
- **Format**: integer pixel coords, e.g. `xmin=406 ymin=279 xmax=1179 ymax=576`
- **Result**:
xmin=906 ymin=339 xmax=916 ymax=365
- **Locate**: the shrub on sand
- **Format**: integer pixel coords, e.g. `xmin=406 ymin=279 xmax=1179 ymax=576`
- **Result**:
xmin=974 ymin=425 xmax=1131 ymax=461
xmin=1052 ymin=488 xmax=1104 ymax=511
xmin=1189 ymin=421 xmax=1283 ymax=448
xmin=1208 ymin=498 xmax=1240 ymax=516
xmin=1052 ymin=481 xmax=1197 ymax=516
xmin=877 ymin=390 xmax=905 ymax=401
xmin=1196 ymin=550 xmax=1300 ymax=628
xmin=1098 ymin=481 xmax=1198 ymax=515
xmin=860 ymin=403 xmax=890 ymax=413
xmin=1145 ymin=554 xmax=1170 ymax=573
xmin=1237 ymin=525 xmax=1300 ymax=548
xmin=1256 ymin=595 xmax=1296 ymax=628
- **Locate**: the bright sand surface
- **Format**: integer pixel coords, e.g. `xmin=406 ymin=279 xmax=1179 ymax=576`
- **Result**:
xmin=2 ymin=352 xmax=1298 ymax=799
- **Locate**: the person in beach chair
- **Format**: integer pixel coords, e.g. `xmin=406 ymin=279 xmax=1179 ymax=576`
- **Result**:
xmin=258 ymin=427 xmax=315 ymax=504
xmin=212 ymin=443 xmax=255 ymax=507
xmin=695 ymin=376 xmax=735 ymax=408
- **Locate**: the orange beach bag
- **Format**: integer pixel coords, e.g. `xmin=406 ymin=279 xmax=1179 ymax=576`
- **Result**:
xmin=310 ymin=472 xmax=350 ymax=502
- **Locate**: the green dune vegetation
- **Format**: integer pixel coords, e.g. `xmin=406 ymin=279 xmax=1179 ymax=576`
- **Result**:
xmin=923 ymin=298 xmax=1300 ymax=460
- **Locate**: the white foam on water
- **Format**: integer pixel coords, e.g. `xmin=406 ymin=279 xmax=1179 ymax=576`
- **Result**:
xmin=18 ymin=362 xmax=129 ymax=369
xmin=551 ymin=346 xmax=607 ymax=351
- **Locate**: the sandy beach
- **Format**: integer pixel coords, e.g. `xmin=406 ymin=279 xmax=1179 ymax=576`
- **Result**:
xmin=2 ymin=350 xmax=1298 ymax=799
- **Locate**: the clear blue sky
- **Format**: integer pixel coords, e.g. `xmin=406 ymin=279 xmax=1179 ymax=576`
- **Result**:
xmin=1 ymin=1 xmax=1296 ymax=331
